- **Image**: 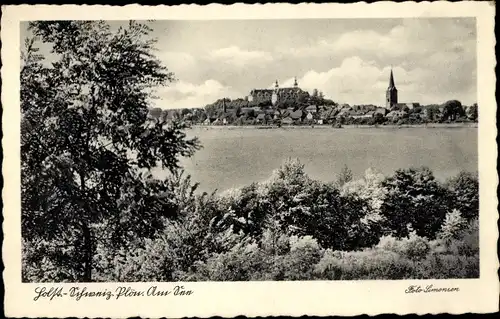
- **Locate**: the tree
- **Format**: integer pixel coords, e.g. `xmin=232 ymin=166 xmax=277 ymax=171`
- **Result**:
xmin=380 ymin=167 xmax=451 ymax=239
xmin=467 ymin=103 xmax=478 ymax=121
xmin=235 ymin=106 xmax=242 ymax=117
xmin=373 ymin=113 xmax=386 ymax=124
xmin=336 ymin=164 xmax=353 ymax=187
xmin=441 ymin=100 xmax=465 ymax=121
xmin=21 ymin=21 xmax=201 ymax=282
xmin=445 ymin=171 xmax=479 ymax=221
xmin=438 ymin=209 xmax=467 ymax=241
xmin=245 ymin=109 xmax=256 ymax=119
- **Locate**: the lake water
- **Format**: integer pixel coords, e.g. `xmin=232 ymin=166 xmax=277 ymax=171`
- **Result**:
xmin=152 ymin=127 xmax=478 ymax=194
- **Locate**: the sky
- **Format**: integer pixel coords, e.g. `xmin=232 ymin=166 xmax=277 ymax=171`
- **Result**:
xmin=22 ymin=18 xmax=477 ymax=109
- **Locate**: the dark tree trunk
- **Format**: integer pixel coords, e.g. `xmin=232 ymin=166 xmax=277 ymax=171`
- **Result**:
xmin=82 ymin=223 xmax=93 ymax=282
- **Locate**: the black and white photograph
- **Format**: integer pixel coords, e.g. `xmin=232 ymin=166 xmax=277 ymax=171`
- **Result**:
xmin=2 ymin=2 xmax=498 ymax=317
xmin=19 ymin=16 xmax=482 ymax=283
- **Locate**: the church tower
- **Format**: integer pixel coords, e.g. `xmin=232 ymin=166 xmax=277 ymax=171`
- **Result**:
xmin=386 ymin=68 xmax=398 ymax=108
xmin=293 ymin=77 xmax=298 ymax=88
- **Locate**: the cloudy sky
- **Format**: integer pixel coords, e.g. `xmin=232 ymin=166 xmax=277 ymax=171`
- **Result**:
xmin=23 ymin=18 xmax=477 ymax=108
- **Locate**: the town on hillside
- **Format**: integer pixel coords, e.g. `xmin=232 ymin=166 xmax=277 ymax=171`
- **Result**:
xmin=149 ymin=70 xmax=478 ymax=126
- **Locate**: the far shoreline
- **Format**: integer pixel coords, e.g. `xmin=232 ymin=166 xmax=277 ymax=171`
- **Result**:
xmin=190 ymin=123 xmax=478 ymax=130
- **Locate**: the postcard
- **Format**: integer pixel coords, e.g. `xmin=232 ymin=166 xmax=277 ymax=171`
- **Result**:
xmin=2 ymin=2 xmax=498 ymax=318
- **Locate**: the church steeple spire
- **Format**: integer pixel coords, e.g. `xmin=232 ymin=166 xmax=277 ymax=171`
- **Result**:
xmin=388 ymin=68 xmax=396 ymax=89
xmin=293 ymin=76 xmax=298 ymax=88
xmin=386 ymin=67 xmax=398 ymax=108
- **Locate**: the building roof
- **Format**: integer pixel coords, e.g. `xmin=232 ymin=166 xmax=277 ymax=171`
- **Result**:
xmin=290 ymin=109 xmax=303 ymax=119
xmin=250 ymin=89 xmax=273 ymax=94
xmin=321 ymin=109 xmax=335 ymax=119
xmin=256 ymin=113 xmax=266 ymax=120
xmin=350 ymin=111 xmax=366 ymax=116
xmin=337 ymin=109 xmax=350 ymax=117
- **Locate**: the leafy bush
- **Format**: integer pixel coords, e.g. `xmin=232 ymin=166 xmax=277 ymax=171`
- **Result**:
xmin=23 ymin=153 xmax=479 ymax=281
xmin=314 ymin=248 xmax=417 ymax=280
xmin=438 ymin=209 xmax=467 ymax=241
xmin=380 ymin=167 xmax=451 ymax=239
xmin=314 ymin=222 xmax=478 ymax=280
xmin=446 ymin=171 xmax=479 ymax=220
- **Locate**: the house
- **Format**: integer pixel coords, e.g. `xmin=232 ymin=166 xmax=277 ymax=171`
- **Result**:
xmin=212 ymin=118 xmax=221 ymax=125
xmin=305 ymin=105 xmax=318 ymax=114
xmin=256 ymin=113 xmax=267 ymax=123
xmin=320 ymin=110 xmax=330 ymax=120
xmin=219 ymin=112 xmax=233 ymax=124
xmin=281 ymin=117 xmax=293 ymax=125
xmin=306 ymin=112 xmax=314 ymax=122
xmin=241 ymin=107 xmax=254 ymax=114
xmin=375 ymin=107 xmax=388 ymax=117
xmin=290 ymin=109 xmax=304 ymax=122
xmin=318 ymin=105 xmax=329 ymax=112
xmin=351 ymin=111 xmax=369 ymax=119
xmin=386 ymin=111 xmax=398 ymax=119
xmin=387 ymin=110 xmax=407 ymax=120
xmin=392 ymin=103 xmax=410 ymax=112
xmin=203 ymin=118 xmax=211 ymax=125
xmin=280 ymin=110 xmax=291 ymax=118
xmin=405 ymin=103 xmax=420 ymax=110
xmin=336 ymin=108 xmax=351 ymax=119
xmin=321 ymin=108 xmax=337 ymax=121
xmin=422 ymin=108 xmax=430 ymax=119
xmin=317 ymin=119 xmax=324 ymax=125
xmin=364 ymin=111 xmax=375 ymax=118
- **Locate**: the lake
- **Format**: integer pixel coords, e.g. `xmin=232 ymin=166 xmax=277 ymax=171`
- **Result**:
xmin=152 ymin=127 xmax=478 ymax=194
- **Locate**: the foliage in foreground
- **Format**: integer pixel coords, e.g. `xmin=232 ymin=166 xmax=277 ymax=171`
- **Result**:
xmin=21 ymin=21 xmax=201 ymax=282
xmin=23 ymin=158 xmax=479 ymax=282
